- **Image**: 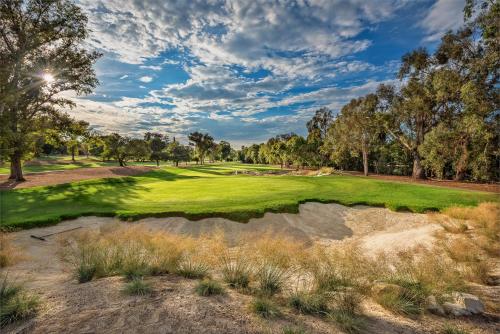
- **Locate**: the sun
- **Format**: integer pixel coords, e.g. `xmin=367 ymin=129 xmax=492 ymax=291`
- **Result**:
xmin=41 ymin=72 xmax=55 ymax=83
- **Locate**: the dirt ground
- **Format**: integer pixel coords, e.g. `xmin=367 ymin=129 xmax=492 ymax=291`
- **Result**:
xmin=0 ymin=166 xmax=154 ymax=190
xmin=2 ymin=203 xmax=499 ymax=334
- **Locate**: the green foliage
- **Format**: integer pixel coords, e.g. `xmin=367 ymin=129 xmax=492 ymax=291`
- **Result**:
xmin=282 ymin=326 xmax=307 ymax=334
xmin=0 ymin=276 xmax=39 ymax=327
xmin=328 ymin=311 xmax=365 ymax=334
xmin=195 ymin=279 xmax=225 ymax=296
xmin=288 ymin=292 xmax=329 ymax=315
xmin=250 ymin=298 xmax=280 ymax=319
xmin=123 ymin=278 xmax=153 ymax=296
xmin=177 ymin=260 xmax=209 ymax=279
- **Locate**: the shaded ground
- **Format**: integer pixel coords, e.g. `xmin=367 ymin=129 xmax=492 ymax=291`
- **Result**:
xmin=341 ymin=171 xmax=499 ymax=193
xmin=3 ymin=203 xmax=498 ymax=333
xmin=0 ymin=166 xmax=154 ymax=190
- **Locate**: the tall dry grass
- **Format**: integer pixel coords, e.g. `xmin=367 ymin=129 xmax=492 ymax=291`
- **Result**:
xmin=0 ymin=233 xmax=23 ymax=268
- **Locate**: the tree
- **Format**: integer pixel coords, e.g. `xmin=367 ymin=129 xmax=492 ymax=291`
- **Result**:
xmin=325 ymin=94 xmax=380 ymax=176
xmin=286 ymin=135 xmax=307 ymax=169
xmin=127 ymin=138 xmax=151 ymax=162
xmin=103 ymin=133 xmax=130 ymax=166
xmin=58 ymin=118 xmax=89 ymax=162
xmin=167 ymin=141 xmax=191 ymax=166
xmin=188 ymin=132 xmax=214 ymax=164
xmin=306 ymin=107 xmax=333 ymax=167
xmin=144 ymin=132 xmax=168 ymax=166
xmin=0 ymin=0 xmax=100 ymax=181
xmin=216 ymin=140 xmax=231 ymax=161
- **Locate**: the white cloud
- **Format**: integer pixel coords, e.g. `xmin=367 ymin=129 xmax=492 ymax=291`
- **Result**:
xmin=140 ymin=65 xmax=162 ymax=71
xmin=119 ymin=74 xmax=128 ymax=79
xmin=420 ymin=0 xmax=465 ymax=42
xmin=139 ymin=76 xmax=153 ymax=83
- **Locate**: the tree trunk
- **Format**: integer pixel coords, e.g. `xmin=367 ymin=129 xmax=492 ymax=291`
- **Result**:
xmin=71 ymin=147 xmax=75 ymax=162
xmin=175 ymin=161 xmax=179 ymax=167
xmin=412 ymin=151 xmax=425 ymax=179
xmin=362 ymin=148 xmax=369 ymax=176
xmin=9 ymin=153 xmax=25 ymax=181
xmin=156 ymin=159 xmax=159 ymax=167
xmin=455 ymin=142 xmax=468 ymax=181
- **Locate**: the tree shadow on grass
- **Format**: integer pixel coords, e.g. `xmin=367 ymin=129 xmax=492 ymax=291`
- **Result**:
xmin=0 ymin=176 xmax=152 ymax=230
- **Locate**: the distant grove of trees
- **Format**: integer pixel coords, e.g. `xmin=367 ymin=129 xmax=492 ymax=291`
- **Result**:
xmin=240 ymin=1 xmax=499 ymax=182
xmin=1 ymin=0 xmax=498 ymax=182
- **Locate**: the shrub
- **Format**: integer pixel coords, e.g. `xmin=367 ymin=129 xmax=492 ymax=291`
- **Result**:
xmin=332 ymin=289 xmax=363 ymax=315
xmin=0 ymin=276 xmax=39 ymax=327
xmin=251 ymin=297 xmax=280 ymax=319
xmin=288 ymin=291 xmax=328 ymax=315
xmin=123 ymin=278 xmax=153 ymax=296
xmin=195 ymin=279 xmax=225 ymax=296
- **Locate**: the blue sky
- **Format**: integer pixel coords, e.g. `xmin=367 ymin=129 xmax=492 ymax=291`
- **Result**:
xmin=68 ymin=0 xmax=466 ymax=147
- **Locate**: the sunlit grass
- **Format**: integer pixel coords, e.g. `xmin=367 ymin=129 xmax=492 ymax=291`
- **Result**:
xmin=1 ymin=164 xmax=497 ymax=229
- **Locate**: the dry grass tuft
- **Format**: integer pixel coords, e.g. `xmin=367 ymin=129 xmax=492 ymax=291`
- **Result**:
xmin=0 ymin=233 xmax=23 ymax=268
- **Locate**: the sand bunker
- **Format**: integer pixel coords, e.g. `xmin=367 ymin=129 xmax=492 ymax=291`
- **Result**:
xmin=3 ymin=203 xmax=452 ymax=334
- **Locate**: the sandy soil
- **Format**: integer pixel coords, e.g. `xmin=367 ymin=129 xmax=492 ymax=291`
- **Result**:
xmin=0 ymin=166 xmax=154 ymax=190
xmin=2 ymin=203 xmax=498 ymax=333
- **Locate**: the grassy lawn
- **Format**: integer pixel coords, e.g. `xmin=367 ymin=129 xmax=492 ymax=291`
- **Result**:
xmin=0 ymin=156 xmax=162 ymax=174
xmin=0 ymin=164 xmax=497 ymax=229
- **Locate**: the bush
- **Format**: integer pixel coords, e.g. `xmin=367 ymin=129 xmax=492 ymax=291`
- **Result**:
xmin=195 ymin=279 xmax=225 ymax=296
xmin=123 ymin=278 xmax=153 ymax=296
xmin=0 ymin=276 xmax=39 ymax=327
xmin=373 ymin=279 xmax=426 ymax=316
xmin=288 ymin=291 xmax=328 ymax=315
xmin=251 ymin=297 xmax=280 ymax=319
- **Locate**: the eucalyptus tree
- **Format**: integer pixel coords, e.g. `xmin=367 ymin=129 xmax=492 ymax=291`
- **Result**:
xmin=0 ymin=0 xmax=100 ymax=181
xmin=306 ymin=107 xmax=333 ymax=167
xmin=324 ymin=94 xmax=380 ymax=176
xmin=188 ymin=131 xmax=214 ymax=164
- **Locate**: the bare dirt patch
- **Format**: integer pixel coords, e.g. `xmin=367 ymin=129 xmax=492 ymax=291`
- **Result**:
xmin=0 ymin=166 xmax=154 ymax=190
xmin=2 ymin=203 xmax=498 ymax=333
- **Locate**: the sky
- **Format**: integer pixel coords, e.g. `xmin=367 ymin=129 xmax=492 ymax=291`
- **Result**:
xmin=68 ymin=0 xmax=466 ymax=147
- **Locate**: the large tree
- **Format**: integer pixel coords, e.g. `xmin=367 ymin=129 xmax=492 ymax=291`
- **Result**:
xmin=0 ymin=0 xmax=100 ymax=181
xmin=326 ymin=94 xmax=380 ymax=176
xmin=144 ymin=132 xmax=168 ymax=166
xmin=306 ymin=107 xmax=333 ymax=167
xmin=188 ymin=131 xmax=214 ymax=164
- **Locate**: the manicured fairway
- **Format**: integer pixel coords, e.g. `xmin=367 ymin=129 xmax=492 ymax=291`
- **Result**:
xmin=0 ymin=156 xmax=160 ymax=174
xmin=0 ymin=164 xmax=497 ymax=229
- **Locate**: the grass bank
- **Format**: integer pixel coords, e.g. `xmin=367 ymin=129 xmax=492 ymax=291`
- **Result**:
xmin=0 ymin=164 xmax=497 ymax=229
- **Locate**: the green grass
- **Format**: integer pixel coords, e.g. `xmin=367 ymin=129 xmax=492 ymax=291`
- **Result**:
xmin=195 ymin=279 xmax=225 ymax=296
xmin=0 ymin=164 xmax=497 ymax=229
xmin=123 ymin=278 xmax=153 ymax=296
xmin=0 ymin=155 xmax=161 ymax=174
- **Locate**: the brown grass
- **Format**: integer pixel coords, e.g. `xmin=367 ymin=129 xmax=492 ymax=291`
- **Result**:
xmin=0 ymin=233 xmax=23 ymax=268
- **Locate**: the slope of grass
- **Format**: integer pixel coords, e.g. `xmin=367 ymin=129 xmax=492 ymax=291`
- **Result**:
xmin=0 ymin=164 xmax=497 ymax=229
xmin=0 ymin=156 xmax=161 ymax=174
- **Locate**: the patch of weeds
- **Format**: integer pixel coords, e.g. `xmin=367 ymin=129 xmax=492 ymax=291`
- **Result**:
xmin=222 ymin=262 xmax=251 ymax=289
xmin=195 ymin=279 xmax=225 ymax=296
xmin=328 ymin=311 xmax=365 ymax=334
xmin=256 ymin=264 xmax=288 ymax=296
xmin=251 ymin=297 xmax=280 ymax=319
xmin=375 ymin=278 xmax=428 ymax=316
xmin=77 ymin=262 xmax=97 ymax=283
xmin=177 ymin=260 xmax=209 ymax=279
xmin=288 ymin=291 xmax=328 ymax=316
xmin=123 ymin=278 xmax=152 ymax=296
xmin=0 ymin=276 xmax=39 ymax=327
xmin=442 ymin=323 xmax=470 ymax=334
